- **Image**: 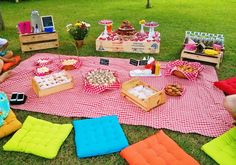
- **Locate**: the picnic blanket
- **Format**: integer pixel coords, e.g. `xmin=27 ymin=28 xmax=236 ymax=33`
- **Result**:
xmin=0 ymin=53 xmax=233 ymax=137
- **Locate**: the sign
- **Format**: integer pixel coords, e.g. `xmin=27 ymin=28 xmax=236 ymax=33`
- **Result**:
xmin=139 ymin=60 xmax=148 ymax=66
xmin=100 ymin=58 xmax=109 ymax=65
xmin=129 ymin=59 xmax=139 ymax=66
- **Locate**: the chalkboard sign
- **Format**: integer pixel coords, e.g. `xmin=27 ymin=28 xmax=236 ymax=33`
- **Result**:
xmin=41 ymin=15 xmax=55 ymax=31
xmin=129 ymin=59 xmax=139 ymax=66
xmin=100 ymin=58 xmax=109 ymax=65
xmin=139 ymin=60 xmax=148 ymax=66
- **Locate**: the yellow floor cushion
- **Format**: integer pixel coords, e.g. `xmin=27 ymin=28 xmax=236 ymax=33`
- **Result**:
xmin=0 ymin=110 xmax=22 ymax=138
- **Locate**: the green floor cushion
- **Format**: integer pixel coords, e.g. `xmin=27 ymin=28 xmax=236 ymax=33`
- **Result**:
xmin=3 ymin=116 xmax=72 ymax=159
xmin=201 ymin=127 xmax=236 ymax=165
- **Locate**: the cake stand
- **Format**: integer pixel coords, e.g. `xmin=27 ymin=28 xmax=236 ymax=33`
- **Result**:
xmin=144 ymin=22 xmax=159 ymax=40
xmin=98 ymin=20 xmax=113 ymax=38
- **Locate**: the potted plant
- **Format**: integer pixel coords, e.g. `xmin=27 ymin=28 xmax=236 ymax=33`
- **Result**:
xmin=66 ymin=20 xmax=90 ymax=48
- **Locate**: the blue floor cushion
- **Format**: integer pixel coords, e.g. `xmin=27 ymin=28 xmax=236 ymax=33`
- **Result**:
xmin=73 ymin=115 xmax=128 ymax=158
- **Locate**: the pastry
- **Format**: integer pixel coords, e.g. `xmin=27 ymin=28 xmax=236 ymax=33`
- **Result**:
xmin=164 ymin=84 xmax=184 ymax=96
xmin=116 ymin=20 xmax=136 ymax=40
xmin=61 ymin=58 xmax=79 ymax=70
xmin=128 ymin=85 xmax=156 ymax=101
xmin=34 ymin=66 xmax=52 ymax=76
xmin=177 ymin=65 xmax=197 ymax=73
xmin=85 ymin=69 xmax=117 ymax=86
xmin=34 ymin=71 xmax=72 ymax=90
xmin=35 ymin=58 xmax=52 ymax=66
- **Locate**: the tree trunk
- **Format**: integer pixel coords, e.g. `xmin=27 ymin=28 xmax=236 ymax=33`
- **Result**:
xmin=0 ymin=11 xmax=5 ymax=31
xmin=146 ymin=0 xmax=151 ymax=8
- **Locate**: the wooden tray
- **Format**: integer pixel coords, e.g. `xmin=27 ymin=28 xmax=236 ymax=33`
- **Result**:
xmin=121 ymin=78 xmax=166 ymax=112
xmin=32 ymin=72 xmax=73 ymax=97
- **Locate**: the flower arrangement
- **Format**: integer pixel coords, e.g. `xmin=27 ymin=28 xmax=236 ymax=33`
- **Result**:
xmin=139 ymin=20 xmax=146 ymax=34
xmin=139 ymin=20 xmax=146 ymax=25
xmin=66 ymin=21 xmax=91 ymax=40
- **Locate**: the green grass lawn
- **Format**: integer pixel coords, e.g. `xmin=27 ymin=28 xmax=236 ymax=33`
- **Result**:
xmin=0 ymin=0 xmax=236 ymax=164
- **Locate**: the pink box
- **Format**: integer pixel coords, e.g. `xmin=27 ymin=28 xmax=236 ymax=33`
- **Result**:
xmin=18 ymin=21 xmax=31 ymax=34
xmin=213 ymin=44 xmax=222 ymax=51
xmin=184 ymin=43 xmax=197 ymax=51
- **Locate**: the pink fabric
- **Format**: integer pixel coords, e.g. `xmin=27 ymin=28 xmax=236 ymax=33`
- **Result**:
xmin=0 ymin=53 xmax=233 ymax=137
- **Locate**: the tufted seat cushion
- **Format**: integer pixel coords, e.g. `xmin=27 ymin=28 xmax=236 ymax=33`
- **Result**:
xmin=120 ymin=130 xmax=199 ymax=165
xmin=3 ymin=116 xmax=72 ymax=159
xmin=2 ymin=56 xmax=21 ymax=72
xmin=214 ymin=77 xmax=236 ymax=95
xmin=0 ymin=110 xmax=22 ymax=138
xmin=73 ymin=115 xmax=128 ymax=158
xmin=201 ymin=127 xmax=236 ymax=165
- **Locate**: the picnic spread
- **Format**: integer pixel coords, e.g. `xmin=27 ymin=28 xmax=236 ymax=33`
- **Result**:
xmin=0 ymin=14 xmax=235 ymax=165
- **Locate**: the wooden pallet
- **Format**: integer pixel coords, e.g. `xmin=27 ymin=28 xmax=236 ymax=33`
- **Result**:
xmin=121 ymin=78 xmax=166 ymax=112
xmin=180 ymin=50 xmax=224 ymax=69
xmin=19 ymin=32 xmax=59 ymax=53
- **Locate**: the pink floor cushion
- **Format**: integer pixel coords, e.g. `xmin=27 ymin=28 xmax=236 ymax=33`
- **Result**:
xmin=120 ymin=130 xmax=200 ymax=165
xmin=214 ymin=77 xmax=236 ymax=95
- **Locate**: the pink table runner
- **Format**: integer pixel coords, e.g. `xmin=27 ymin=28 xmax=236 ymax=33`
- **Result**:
xmin=0 ymin=53 xmax=233 ymax=137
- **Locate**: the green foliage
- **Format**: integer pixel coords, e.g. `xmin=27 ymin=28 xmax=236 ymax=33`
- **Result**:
xmin=0 ymin=0 xmax=236 ymax=164
xmin=66 ymin=21 xmax=90 ymax=40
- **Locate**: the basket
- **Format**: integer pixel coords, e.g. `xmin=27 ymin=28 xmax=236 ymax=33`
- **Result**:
xmin=172 ymin=70 xmax=187 ymax=79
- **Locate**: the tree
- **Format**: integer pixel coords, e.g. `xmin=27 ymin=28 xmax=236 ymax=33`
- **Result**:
xmin=146 ymin=0 xmax=151 ymax=8
xmin=0 ymin=11 xmax=5 ymax=31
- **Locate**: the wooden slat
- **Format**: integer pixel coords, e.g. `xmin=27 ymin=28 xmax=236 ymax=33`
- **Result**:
xmin=180 ymin=50 xmax=223 ymax=69
xmin=20 ymin=33 xmax=58 ymax=43
xmin=21 ymin=40 xmax=59 ymax=52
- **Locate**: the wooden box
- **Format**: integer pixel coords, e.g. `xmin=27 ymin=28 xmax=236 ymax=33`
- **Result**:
xmin=32 ymin=71 xmax=73 ymax=97
xmin=121 ymin=78 xmax=166 ymax=112
xmin=19 ymin=32 xmax=59 ymax=53
xmin=180 ymin=50 xmax=224 ymax=69
xmin=96 ymin=36 xmax=160 ymax=54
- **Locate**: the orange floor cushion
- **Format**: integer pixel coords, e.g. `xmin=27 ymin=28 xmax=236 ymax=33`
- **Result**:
xmin=2 ymin=56 xmax=21 ymax=72
xmin=120 ymin=130 xmax=199 ymax=165
xmin=0 ymin=110 xmax=22 ymax=138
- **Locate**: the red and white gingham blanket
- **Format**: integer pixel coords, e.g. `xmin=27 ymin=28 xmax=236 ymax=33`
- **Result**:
xmin=0 ymin=53 xmax=233 ymax=137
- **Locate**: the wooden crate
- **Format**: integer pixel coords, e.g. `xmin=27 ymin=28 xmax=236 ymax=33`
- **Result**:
xmin=180 ymin=50 xmax=224 ymax=69
xmin=19 ymin=32 xmax=59 ymax=53
xmin=32 ymin=72 xmax=73 ymax=97
xmin=96 ymin=37 xmax=160 ymax=54
xmin=121 ymin=78 xmax=166 ymax=112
